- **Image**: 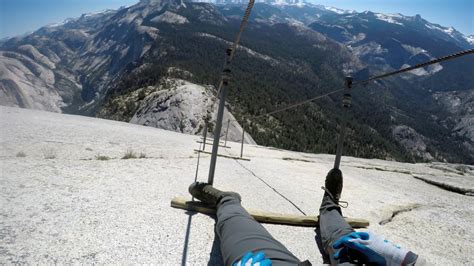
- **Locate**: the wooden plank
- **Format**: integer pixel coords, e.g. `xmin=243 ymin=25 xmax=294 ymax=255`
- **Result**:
xmin=201 ymin=137 xmax=225 ymax=144
xmin=171 ymin=197 xmax=369 ymax=228
xmin=194 ymin=150 xmax=250 ymax=161
xmin=196 ymin=141 xmax=231 ymax=148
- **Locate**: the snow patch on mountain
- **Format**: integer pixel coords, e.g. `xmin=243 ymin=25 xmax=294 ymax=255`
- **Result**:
xmin=323 ymin=6 xmax=354 ymax=14
xmin=45 ymin=21 xmax=68 ymax=29
xmin=271 ymin=0 xmax=289 ymax=6
xmin=425 ymin=63 xmax=443 ymax=74
xmin=465 ymin=35 xmax=474 ymax=45
xmin=401 ymin=44 xmax=427 ymax=56
xmin=398 ymin=44 xmax=443 ymax=76
xmin=424 ymin=22 xmax=467 ymax=42
xmin=374 ymin=13 xmax=404 ymax=26
xmin=443 ymin=26 xmax=455 ymax=35
xmin=82 ymin=9 xmax=117 ymax=18
xmin=400 ymin=63 xmax=443 ymax=76
xmin=424 ymin=22 xmax=449 ymax=34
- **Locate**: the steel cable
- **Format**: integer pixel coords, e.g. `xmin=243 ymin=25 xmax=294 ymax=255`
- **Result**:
xmin=251 ymin=48 xmax=474 ymax=119
xmin=353 ymin=48 xmax=474 ymax=86
xmin=253 ymin=88 xmax=345 ymax=119
xmin=212 ymin=0 xmax=255 ymax=102
xmin=196 ymin=0 xmax=255 ymax=180
xmin=229 ymin=0 xmax=255 ymax=62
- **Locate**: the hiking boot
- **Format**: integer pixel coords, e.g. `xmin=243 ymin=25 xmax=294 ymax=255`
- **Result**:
xmin=188 ymin=182 xmax=241 ymax=207
xmin=323 ymin=168 xmax=343 ymax=203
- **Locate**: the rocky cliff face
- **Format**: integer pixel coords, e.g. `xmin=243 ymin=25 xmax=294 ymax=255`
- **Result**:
xmin=131 ymin=78 xmax=214 ymax=134
xmin=392 ymin=125 xmax=434 ymax=161
xmin=0 ymin=48 xmax=67 ymax=112
xmin=99 ymin=76 xmax=256 ymax=143
xmin=130 ymin=78 xmax=255 ymax=143
xmin=432 ymin=90 xmax=474 ymax=154
xmin=0 ymin=0 xmax=187 ymax=112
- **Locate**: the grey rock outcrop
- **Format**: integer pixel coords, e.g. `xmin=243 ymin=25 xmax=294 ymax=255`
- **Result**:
xmin=392 ymin=125 xmax=433 ymax=161
xmin=433 ymin=90 xmax=474 ymax=153
xmin=130 ymin=78 xmax=256 ymax=144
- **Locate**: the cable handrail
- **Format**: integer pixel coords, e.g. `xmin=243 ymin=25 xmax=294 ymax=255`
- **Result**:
xmin=249 ymin=48 xmax=474 ymax=119
xmin=353 ymin=48 xmax=474 ymax=86
xmin=199 ymin=0 xmax=256 ymax=185
xmin=212 ymin=0 xmax=255 ymax=102
xmin=253 ymin=88 xmax=345 ymax=119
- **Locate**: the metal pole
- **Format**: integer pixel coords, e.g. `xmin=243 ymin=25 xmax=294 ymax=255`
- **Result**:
xmin=240 ymin=128 xmax=245 ymax=158
xmin=208 ymin=49 xmax=232 ymax=185
xmin=334 ymin=76 xmax=353 ymax=169
xmin=202 ymin=121 xmax=208 ymax=151
xmin=224 ymin=119 xmax=230 ymax=147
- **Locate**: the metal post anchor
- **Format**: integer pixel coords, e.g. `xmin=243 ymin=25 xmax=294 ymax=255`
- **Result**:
xmin=334 ymin=76 xmax=353 ymax=169
xmin=202 ymin=121 xmax=208 ymax=151
xmin=224 ymin=119 xmax=230 ymax=147
xmin=208 ymin=48 xmax=233 ymax=185
xmin=240 ymin=127 xmax=245 ymax=158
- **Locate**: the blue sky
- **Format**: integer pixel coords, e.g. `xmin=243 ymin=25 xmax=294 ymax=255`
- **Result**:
xmin=0 ymin=0 xmax=138 ymax=38
xmin=0 ymin=0 xmax=473 ymax=38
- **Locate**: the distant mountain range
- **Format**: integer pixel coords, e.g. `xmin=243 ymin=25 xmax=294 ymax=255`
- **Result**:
xmin=0 ymin=0 xmax=473 ymax=163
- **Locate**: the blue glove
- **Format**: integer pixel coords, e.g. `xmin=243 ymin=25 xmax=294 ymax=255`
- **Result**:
xmin=233 ymin=251 xmax=272 ymax=266
xmin=332 ymin=231 xmax=410 ymax=266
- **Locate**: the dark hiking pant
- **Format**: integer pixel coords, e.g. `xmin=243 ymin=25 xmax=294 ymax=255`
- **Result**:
xmin=215 ymin=195 xmax=354 ymax=265
xmin=318 ymin=195 xmax=355 ymax=265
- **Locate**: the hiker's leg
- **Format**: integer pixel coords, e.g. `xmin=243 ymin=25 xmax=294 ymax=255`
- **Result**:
xmin=319 ymin=194 xmax=354 ymax=265
xmin=216 ymin=196 xmax=301 ymax=265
